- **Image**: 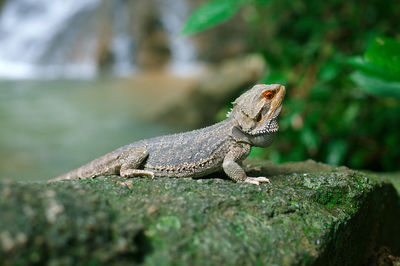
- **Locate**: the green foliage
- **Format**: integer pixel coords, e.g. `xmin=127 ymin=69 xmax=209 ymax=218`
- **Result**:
xmin=348 ymin=37 xmax=400 ymax=97
xmin=365 ymin=37 xmax=400 ymax=76
xmin=182 ymin=0 xmax=244 ymax=35
xmin=185 ymin=0 xmax=400 ymax=171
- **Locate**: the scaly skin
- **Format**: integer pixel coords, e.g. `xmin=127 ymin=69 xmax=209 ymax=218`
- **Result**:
xmin=50 ymin=84 xmax=286 ymax=185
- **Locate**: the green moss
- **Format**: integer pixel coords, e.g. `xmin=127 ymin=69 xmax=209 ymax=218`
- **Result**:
xmin=312 ymin=187 xmax=348 ymax=207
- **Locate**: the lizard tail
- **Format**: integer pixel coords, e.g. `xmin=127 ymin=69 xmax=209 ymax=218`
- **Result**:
xmin=48 ymin=162 xmax=98 ymax=182
xmin=48 ymin=168 xmax=83 ymax=182
xmin=48 ymin=151 xmax=121 ymax=182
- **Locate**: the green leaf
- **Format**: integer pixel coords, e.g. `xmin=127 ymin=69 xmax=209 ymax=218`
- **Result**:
xmin=300 ymin=127 xmax=318 ymax=149
xmin=326 ymin=139 xmax=347 ymax=166
xmin=261 ymin=70 xmax=287 ymax=85
xmin=249 ymin=147 xmax=265 ymax=158
xmin=319 ymin=61 xmax=341 ymax=81
xmin=365 ymin=37 xmax=400 ymax=75
xmin=350 ymin=71 xmax=400 ymax=98
xmin=347 ymin=56 xmax=399 ymax=81
xmin=342 ymin=103 xmax=360 ymax=126
xmin=182 ymin=0 xmax=243 ymax=35
xmin=348 ymin=37 xmax=400 ymax=97
xmin=253 ymin=0 xmax=271 ymax=6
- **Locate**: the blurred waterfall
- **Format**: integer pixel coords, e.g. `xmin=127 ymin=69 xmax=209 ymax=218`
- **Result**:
xmin=158 ymin=0 xmax=199 ymax=75
xmin=110 ymin=0 xmax=136 ymax=76
xmin=0 ymin=0 xmax=198 ymax=79
xmin=0 ymin=0 xmax=101 ymax=79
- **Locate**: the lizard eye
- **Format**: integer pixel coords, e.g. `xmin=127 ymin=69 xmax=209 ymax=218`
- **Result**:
xmin=262 ymin=90 xmax=276 ymax=100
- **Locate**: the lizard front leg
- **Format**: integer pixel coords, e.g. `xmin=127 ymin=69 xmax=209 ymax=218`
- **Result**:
xmin=119 ymin=146 xmax=154 ymax=179
xmin=222 ymin=145 xmax=270 ymax=185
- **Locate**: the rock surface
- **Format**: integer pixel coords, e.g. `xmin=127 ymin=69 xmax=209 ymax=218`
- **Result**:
xmin=0 ymin=159 xmax=399 ymax=265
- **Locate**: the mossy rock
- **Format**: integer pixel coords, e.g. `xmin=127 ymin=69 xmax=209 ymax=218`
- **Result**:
xmin=0 ymin=159 xmax=399 ymax=265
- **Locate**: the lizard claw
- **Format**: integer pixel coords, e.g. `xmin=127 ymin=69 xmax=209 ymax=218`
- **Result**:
xmin=244 ymin=177 xmax=270 ymax=185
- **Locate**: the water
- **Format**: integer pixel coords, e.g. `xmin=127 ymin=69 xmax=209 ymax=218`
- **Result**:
xmin=0 ymin=78 xmax=175 ymax=181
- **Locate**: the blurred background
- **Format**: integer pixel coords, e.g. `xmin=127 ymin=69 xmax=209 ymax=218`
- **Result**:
xmin=0 ymin=0 xmax=399 ymax=181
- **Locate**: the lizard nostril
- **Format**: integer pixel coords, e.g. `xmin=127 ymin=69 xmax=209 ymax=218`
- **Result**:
xmin=256 ymin=113 xmax=262 ymax=123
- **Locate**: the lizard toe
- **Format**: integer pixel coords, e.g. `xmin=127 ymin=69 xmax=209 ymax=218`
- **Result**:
xmin=243 ymin=177 xmax=270 ymax=185
xmin=244 ymin=178 xmax=260 ymax=185
xmin=253 ymin=176 xmax=270 ymax=183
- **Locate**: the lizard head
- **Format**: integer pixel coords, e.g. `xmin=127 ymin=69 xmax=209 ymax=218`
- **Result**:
xmin=230 ymin=84 xmax=286 ymax=147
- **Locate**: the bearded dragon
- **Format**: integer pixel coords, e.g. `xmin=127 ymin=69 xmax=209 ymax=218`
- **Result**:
xmin=50 ymin=84 xmax=286 ymax=185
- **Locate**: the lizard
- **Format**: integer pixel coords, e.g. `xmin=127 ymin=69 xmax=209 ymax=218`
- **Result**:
xmin=50 ymin=84 xmax=286 ymax=185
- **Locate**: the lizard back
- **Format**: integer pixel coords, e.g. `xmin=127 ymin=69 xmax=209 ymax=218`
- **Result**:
xmin=128 ymin=118 xmax=236 ymax=177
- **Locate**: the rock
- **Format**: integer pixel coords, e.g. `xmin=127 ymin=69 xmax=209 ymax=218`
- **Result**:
xmin=371 ymin=171 xmax=400 ymax=195
xmin=0 ymin=159 xmax=399 ymax=265
xmin=136 ymin=6 xmax=171 ymax=71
